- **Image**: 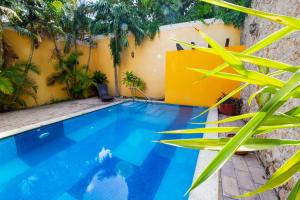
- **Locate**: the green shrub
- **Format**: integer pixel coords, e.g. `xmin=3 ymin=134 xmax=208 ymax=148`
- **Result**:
xmin=47 ymin=51 xmax=95 ymax=99
xmin=122 ymin=71 xmax=146 ymax=91
xmin=93 ymin=70 xmax=108 ymax=84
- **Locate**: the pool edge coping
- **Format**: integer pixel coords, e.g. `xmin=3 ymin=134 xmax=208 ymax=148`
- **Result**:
xmin=0 ymin=100 xmax=126 ymax=140
xmin=189 ymin=108 xmax=219 ymax=200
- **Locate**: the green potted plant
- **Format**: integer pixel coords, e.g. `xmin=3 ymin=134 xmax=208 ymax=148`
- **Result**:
xmin=217 ymin=93 xmax=243 ymax=116
xmin=122 ymin=71 xmax=146 ymax=91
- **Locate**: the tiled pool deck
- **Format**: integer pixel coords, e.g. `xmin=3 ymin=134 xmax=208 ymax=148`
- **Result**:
xmin=0 ymin=97 xmax=122 ymax=139
xmin=218 ymin=114 xmax=278 ymax=200
xmin=0 ymin=98 xmax=277 ymax=199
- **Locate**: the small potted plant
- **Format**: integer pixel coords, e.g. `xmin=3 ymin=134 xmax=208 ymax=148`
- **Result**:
xmin=122 ymin=71 xmax=146 ymax=99
xmin=122 ymin=71 xmax=146 ymax=90
xmin=217 ymin=93 xmax=243 ymax=116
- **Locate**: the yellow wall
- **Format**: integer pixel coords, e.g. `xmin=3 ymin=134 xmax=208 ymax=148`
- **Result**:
xmin=3 ymin=19 xmax=242 ymax=107
xmin=165 ymin=46 xmax=245 ymax=107
xmin=4 ymin=29 xmax=100 ymax=107
xmin=4 ymin=29 xmax=69 ymax=106
xmin=94 ymin=20 xmax=242 ymax=99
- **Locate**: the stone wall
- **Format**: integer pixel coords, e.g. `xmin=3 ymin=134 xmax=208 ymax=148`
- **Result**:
xmin=241 ymin=0 xmax=300 ymax=199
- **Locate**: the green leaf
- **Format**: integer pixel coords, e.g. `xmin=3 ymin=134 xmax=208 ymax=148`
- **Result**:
xmin=193 ymin=27 xmax=246 ymax=75
xmin=159 ymin=127 xmax=240 ymax=134
xmin=201 ymin=0 xmax=300 ymax=29
xmin=199 ymin=112 xmax=300 ymax=126
xmin=287 ymin=178 xmax=300 ymax=200
xmin=234 ymin=54 xmax=300 ymax=73
xmin=0 ymin=6 xmax=21 ymax=21
xmin=196 ymin=113 xmax=256 ymax=125
xmin=189 ymin=68 xmax=284 ymax=88
xmin=247 ymin=87 xmax=273 ymax=106
xmin=0 ymin=76 xmax=14 ymax=95
xmin=262 ymin=115 xmax=300 ymax=126
xmin=237 ymin=150 xmax=300 ymax=198
xmin=195 ymin=26 xmax=295 ymax=79
xmin=51 ymin=0 xmax=64 ymax=13
xmin=160 ymin=123 xmax=300 ymax=135
xmin=174 ymin=39 xmax=300 ymax=73
xmin=159 ymin=138 xmax=300 ymax=152
xmin=285 ymin=106 xmax=300 ymax=116
xmin=186 ymin=69 xmax=300 ymax=194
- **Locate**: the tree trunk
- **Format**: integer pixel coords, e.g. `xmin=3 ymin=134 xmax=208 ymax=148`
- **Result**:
xmin=114 ymin=65 xmax=120 ymax=97
xmin=51 ymin=32 xmax=63 ymax=67
xmin=0 ymin=21 xmax=4 ymax=68
xmin=87 ymin=37 xmax=92 ymax=71
xmin=24 ymin=39 xmax=35 ymax=75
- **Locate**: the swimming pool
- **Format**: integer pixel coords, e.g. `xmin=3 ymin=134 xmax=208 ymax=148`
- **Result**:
xmin=0 ymin=101 xmax=207 ymax=200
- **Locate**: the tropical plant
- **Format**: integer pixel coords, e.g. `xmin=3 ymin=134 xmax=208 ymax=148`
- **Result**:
xmin=47 ymin=51 xmax=95 ymax=99
xmin=159 ymin=0 xmax=300 ymax=199
xmin=91 ymin=0 xmax=159 ymax=96
xmin=0 ymin=1 xmax=21 ymax=68
xmin=0 ymin=62 xmax=40 ymax=111
xmin=0 ymin=1 xmax=40 ymax=111
xmin=61 ymin=0 xmax=93 ymax=53
xmin=93 ymin=70 xmax=108 ymax=84
xmin=122 ymin=71 xmax=145 ymax=91
xmin=135 ymin=0 xmax=251 ymax=27
xmin=34 ymin=0 xmax=66 ymax=68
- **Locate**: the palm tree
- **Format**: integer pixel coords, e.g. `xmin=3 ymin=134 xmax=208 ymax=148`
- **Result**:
xmin=0 ymin=2 xmax=21 ymax=68
xmin=61 ymin=0 xmax=93 ymax=53
xmin=91 ymin=0 xmax=159 ymax=96
xmin=47 ymin=51 xmax=95 ymax=99
xmin=0 ymin=1 xmax=41 ymax=111
xmin=0 ymin=1 xmax=21 ymax=96
xmin=60 ymin=0 xmax=96 ymax=70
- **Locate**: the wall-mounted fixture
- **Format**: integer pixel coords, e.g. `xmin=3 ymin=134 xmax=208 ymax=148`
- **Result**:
xmin=225 ymin=38 xmax=230 ymax=47
xmin=176 ymin=43 xmax=184 ymax=51
xmin=250 ymin=21 xmax=259 ymax=37
xmin=191 ymin=42 xmax=195 ymax=50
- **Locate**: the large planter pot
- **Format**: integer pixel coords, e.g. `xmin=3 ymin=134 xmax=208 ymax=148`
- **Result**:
xmin=218 ymin=103 xmax=237 ymax=116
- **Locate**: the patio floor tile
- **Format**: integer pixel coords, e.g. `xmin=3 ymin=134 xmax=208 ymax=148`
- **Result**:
xmin=222 ymin=175 xmax=240 ymax=196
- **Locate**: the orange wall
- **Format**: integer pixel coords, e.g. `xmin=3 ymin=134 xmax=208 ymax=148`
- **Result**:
xmin=165 ymin=46 xmax=245 ymax=107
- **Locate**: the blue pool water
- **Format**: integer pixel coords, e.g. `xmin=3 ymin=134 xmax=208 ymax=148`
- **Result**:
xmin=0 ymin=101 xmax=207 ymax=200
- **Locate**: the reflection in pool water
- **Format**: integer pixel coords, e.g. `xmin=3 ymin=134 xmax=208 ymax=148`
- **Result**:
xmin=0 ymin=102 xmax=207 ymax=200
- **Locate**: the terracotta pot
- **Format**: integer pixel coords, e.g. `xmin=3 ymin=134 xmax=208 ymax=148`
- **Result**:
xmin=218 ymin=103 xmax=237 ymax=116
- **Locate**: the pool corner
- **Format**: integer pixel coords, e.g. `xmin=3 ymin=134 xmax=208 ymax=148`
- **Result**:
xmin=189 ymin=108 xmax=219 ymax=200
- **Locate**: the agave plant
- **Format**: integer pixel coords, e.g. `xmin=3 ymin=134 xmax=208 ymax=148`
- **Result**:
xmin=159 ymin=0 xmax=300 ymax=199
